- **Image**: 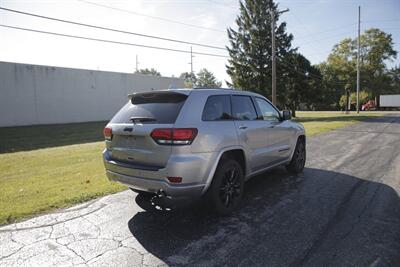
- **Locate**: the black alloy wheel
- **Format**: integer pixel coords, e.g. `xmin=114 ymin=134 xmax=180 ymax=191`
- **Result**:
xmin=219 ymin=167 xmax=242 ymax=208
xmin=286 ymin=138 xmax=306 ymax=174
xmin=208 ymin=159 xmax=244 ymax=215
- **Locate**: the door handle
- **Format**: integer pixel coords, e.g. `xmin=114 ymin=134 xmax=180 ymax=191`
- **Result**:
xmin=239 ymin=125 xmax=248 ymax=130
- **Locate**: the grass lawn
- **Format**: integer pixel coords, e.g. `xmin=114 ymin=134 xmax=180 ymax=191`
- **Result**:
xmin=295 ymin=111 xmax=383 ymax=136
xmin=0 ymin=111 xmax=383 ymax=225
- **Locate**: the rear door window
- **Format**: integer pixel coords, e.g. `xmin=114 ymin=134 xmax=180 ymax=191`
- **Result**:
xmin=232 ymin=95 xmax=258 ymax=120
xmin=202 ymin=95 xmax=232 ymax=121
xmin=110 ymin=91 xmax=187 ymax=124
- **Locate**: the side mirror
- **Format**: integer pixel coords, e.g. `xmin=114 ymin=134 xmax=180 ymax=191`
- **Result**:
xmin=282 ymin=110 xmax=292 ymax=121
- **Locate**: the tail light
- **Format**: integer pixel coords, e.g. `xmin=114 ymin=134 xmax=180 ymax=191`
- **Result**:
xmin=103 ymin=127 xmax=113 ymax=141
xmin=151 ymin=128 xmax=198 ymax=145
xmin=167 ymin=177 xmax=182 ymax=183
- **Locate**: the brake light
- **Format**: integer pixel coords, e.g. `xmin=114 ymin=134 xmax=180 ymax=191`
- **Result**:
xmin=167 ymin=177 xmax=182 ymax=183
xmin=151 ymin=128 xmax=197 ymax=145
xmin=103 ymin=127 xmax=113 ymax=141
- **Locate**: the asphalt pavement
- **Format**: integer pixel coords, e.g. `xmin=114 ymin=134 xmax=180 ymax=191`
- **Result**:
xmin=0 ymin=114 xmax=399 ymax=267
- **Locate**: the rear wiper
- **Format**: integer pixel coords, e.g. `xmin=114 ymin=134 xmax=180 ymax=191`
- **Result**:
xmin=129 ymin=117 xmax=156 ymax=123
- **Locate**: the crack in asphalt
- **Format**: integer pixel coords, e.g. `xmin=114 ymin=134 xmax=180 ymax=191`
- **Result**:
xmin=58 ymin=239 xmax=86 ymax=264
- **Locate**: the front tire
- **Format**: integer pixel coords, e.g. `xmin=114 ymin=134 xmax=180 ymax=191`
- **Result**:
xmin=286 ymin=137 xmax=306 ymax=174
xmin=207 ymin=159 xmax=244 ymax=215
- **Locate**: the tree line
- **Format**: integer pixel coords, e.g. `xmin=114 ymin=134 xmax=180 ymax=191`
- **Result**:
xmin=135 ymin=0 xmax=399 ymax=114
xmin=134 ymin=68 xmax=222 ymax=89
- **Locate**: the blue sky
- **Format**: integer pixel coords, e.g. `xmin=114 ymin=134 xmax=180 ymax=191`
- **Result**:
xmin=0 ymin=0 xmax=399 ymax=86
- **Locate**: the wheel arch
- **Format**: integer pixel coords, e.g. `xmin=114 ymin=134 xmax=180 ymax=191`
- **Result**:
xmin=201 ymin=146 xmax=247 ymax=194
xmin=289 ymin=134 xmax=306 ymax=161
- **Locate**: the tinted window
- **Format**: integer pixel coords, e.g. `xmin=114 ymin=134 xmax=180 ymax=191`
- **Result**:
xmin=255 ymin=98 xmax=280 ymax=121
xmin=110 ymin=91 xmax=187 ymax=124
xmin=202 ymin=95 xmax=232 ymax=121
xmin=232 ymin=95 xmax=258 ymax=120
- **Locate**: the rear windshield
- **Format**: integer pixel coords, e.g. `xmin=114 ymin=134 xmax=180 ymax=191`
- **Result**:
xmin=110 ymin=91 xmax=188 ymax=124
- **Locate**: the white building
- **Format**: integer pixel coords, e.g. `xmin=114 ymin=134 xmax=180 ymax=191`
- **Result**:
xmin=0 ymin=61 xmax=185 ymax=127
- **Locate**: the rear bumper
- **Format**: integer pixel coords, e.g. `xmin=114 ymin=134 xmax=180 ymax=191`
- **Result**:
xmin=103 ymin=149 xmax=213 ymax=199
xmin=106 ymin=170 xmax=204 ymax=199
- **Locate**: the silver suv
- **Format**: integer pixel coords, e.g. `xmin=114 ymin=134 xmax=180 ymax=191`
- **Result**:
xmin=103 ymin=88 xmax=305 ymax=214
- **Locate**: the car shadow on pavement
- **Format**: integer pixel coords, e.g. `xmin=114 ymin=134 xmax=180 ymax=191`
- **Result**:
xmin=127 ymin=167 xmax=400 ymax=266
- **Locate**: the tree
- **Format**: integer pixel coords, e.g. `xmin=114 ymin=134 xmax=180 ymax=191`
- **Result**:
xmin=226 ymin=0 xmax=295 ymax=103
xmin=278 ymin=53 xmax=326 ymax=116
xmin=386 ymin=66 xmax=400 ymax=94
xmin=319 ymin=28 xmax=397 ymax=108
xmin=317 ymin=62 xmax=346 ymax=110
xmin=339 ymin=90 xmax=372 ymax=110
xmin=180 ymin=69 xmax=222 ymax=88
xmin=135 ymin=68 xmax=161 ymax=76
xmin=195 ymin=69 xmax=222 ymax=88
xmin=179 ymin=72 xmax=196 ymax=88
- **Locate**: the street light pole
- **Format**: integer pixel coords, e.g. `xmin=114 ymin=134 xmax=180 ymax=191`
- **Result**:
xmin=271 ymin=8 xmax=289 ymax=106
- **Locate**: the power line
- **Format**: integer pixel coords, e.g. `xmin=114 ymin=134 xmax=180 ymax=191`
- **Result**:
xmin=1 ymin=23 xmax=349 ymax=87
xmin=277 ymin=57 xmax=348 ymax=86
xmin=207 ymin=0 xmax=237 ymax=9
xmin=294 ymin=23 xmax=357 ymax=40
xmin=295 ymin=30 xmax=356 ymax=47
xmin=0 ymin=24 xmax=229 ymax=58
xmin=283 ymin=8 xmax=333 ymax=64
xmin=363 ymin=18 xmax=400 ymax=23
xmin=294 ymin=20 xmax=399 ymax=41
xmin=0 ymin=7 xmax=226 ymax=51
xmin=77 ymin=0 xmax=226 ymax=33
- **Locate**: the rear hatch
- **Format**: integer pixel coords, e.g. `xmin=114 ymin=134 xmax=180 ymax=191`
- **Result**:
xmin=107 ymin=91 xmax=189 ymax=169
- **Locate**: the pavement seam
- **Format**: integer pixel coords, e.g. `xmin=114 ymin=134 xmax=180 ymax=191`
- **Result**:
xmin=0 ymin=203 xmax=107 ymax=233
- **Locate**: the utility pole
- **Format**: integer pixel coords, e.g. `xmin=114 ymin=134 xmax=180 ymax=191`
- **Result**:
xmin=135 ymin=55 xmax=139 ymax=72
xmin=356 ymin=6 xmax=361 ymax=113
xmin=271 ymin=8 xmax=289 ymax=106
xmin=190 ymin=46 xmax=194 ymax=74
xmin=189 ymin=46 xmax=195 ymax=87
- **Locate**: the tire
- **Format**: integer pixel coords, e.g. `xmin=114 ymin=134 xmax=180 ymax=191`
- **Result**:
xmin=286 ymin=137 xmax=306 ymax=174
xmin=207 ymin=158 xmax=244 ymax=215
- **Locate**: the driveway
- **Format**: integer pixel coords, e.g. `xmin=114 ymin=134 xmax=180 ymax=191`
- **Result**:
xmin=1 ymin=115 xmax=399 ymax=267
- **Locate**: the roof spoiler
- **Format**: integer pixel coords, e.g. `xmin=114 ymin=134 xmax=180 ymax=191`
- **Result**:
xmin=127 ymin=89 xmax=191 ymax=99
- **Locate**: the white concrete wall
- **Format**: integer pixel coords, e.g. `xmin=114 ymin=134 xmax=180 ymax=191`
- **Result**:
xmin=0 ymin=61 xmax=185 ymax=127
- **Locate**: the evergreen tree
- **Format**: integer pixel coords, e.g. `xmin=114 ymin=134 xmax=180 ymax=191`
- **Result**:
xmin=284 ymin=53 xmax=323 ymax=116
xmin=226 ymin=0 xmax=294 ymax=104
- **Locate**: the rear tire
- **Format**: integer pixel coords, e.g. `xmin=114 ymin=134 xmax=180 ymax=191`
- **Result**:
xmin=207 ymin=159 xmax=244 ymax=215
xmin=286 ymin=137 xmax=306 ymax=174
